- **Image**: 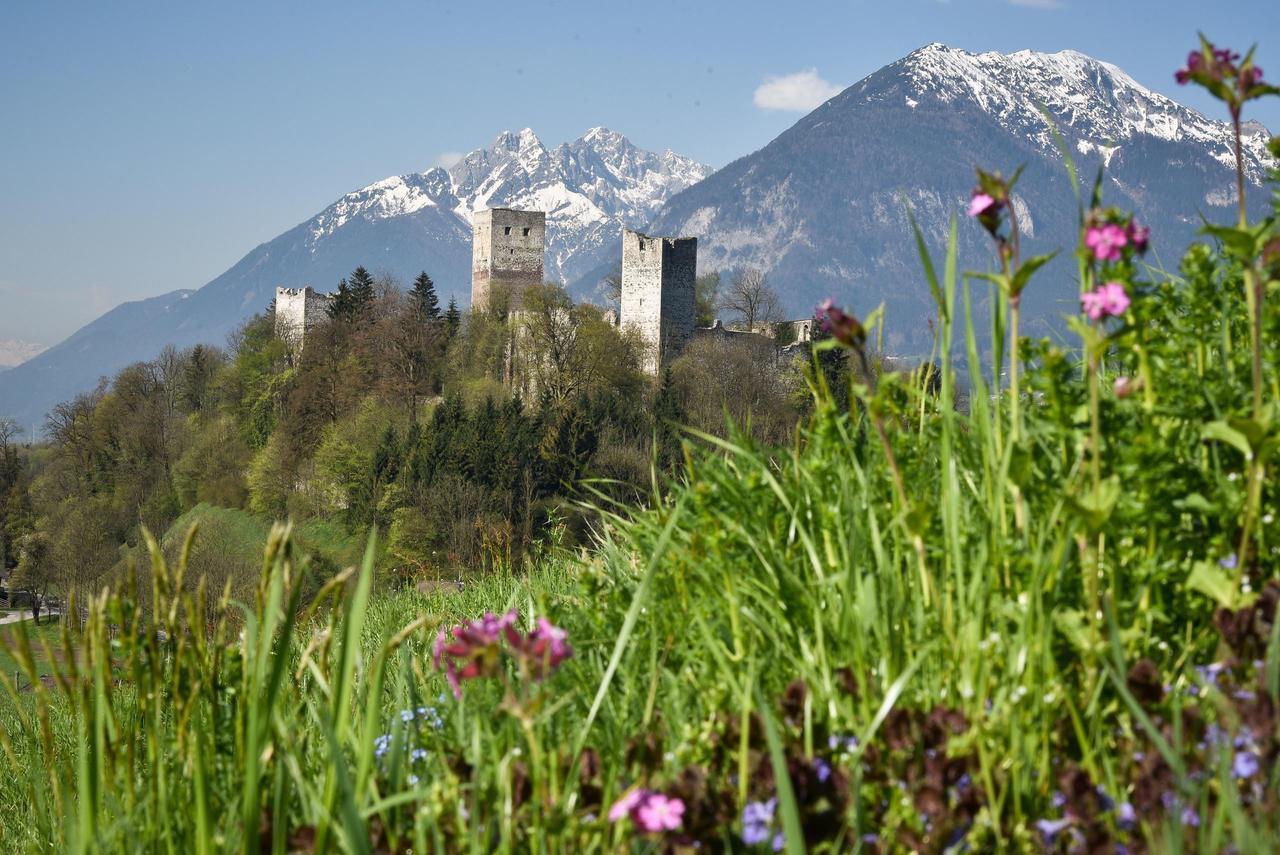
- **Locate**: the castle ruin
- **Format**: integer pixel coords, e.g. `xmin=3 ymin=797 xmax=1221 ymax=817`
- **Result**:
xmin=471 ymin=208 xmax=546 ymax=312
xmin=275 ymin=286 xmax=335 ymax=352
xmin=620 ymin=229 xmax=697 ymax=375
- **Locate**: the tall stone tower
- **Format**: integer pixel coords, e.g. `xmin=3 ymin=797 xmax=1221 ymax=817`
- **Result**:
xmin=471 ymin=208 xmax=546 ymax=311
xmin=274 ymin=286 xmax=334 ymax=353
xmin=620 ymin=229 xmax=697 ymax=375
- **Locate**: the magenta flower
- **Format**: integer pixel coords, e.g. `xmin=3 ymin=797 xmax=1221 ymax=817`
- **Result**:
xmin=609 ymin=789 xmax=684 ymax=833
xmin=505 ymin=616 xmax=574 ymax=680
xmin=433 ymin=610 xmax=517 ymax=698
xmin=1175 ymin=51 xmax=1203 ymax=84
xmin=815 ymin=299 xmax=866 ymax=347
xmin=1084 ymin=223 xmax=1129 ymax=262
xmin=967 ymin=192 xmax=998 ymax=218
xmin=1081 ymin=281 xmax=1131 ymax=321
xmin=1113 ymin=376 xmax=1137 ymax=399
xmin=1126 ymin=221 xmax=1150 ymax=255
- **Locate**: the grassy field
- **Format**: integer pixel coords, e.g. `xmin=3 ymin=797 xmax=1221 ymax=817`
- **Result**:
xmin=0 ymin=93 xmax=1276 ymax=850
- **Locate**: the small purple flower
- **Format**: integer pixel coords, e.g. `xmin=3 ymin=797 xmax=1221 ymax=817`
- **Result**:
xmin=742 ymin=798 xmax=777 ymax=846
xmin=1181 ymin=806 xmax=1200 ymax=827
xmin=1035 ymin=817 xmax=1073 ymax=843
xmin=1117 ymin=802 xmax=1137 ymax=830
xmin=815 ymin=300 xmax=866 ymax=348
xmin=771 ymin=831 xmax=785 ymax=852
xmin=1234 ymin=750 xmax=1260 ymax=779
xmin=1220 ymin=553 xmax=1239 ymax=570
xmin=813 ymin=757 xmax=832 ymax=782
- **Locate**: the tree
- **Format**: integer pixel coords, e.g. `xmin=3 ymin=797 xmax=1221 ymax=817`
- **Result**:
xmin=601 ymin=267 xmax=623 ymax=312
xmin=444 ymin=297 xmax=461 ymax=338
xmin=410 ymin=271 xmax=441 ymax=321
xmin=328 ymin=266 xmax=376 ymax=324
xmin=719 ymin=267 xmax=782 ymax=332
xmin=695 ymin=272 xmax=721 ymax=327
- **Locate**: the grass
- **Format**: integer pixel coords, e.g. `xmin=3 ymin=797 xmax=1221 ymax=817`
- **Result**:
xmin=0 ymin=112 xmax=1275 ymax=850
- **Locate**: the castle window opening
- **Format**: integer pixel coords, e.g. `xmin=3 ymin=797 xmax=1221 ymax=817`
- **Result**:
xmin=639 ymin=240 xmax=646 ymax=250
xmin=522 ymin=227 xmax=530 ymax=236
xmin=504 ymin=226 xmax=512 ymax=236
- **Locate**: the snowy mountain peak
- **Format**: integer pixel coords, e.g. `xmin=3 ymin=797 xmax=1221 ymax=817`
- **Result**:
xmin=891 ymin=44 xmax=1274 ymax=183
xmin=302 ymin=128 xmax=711 ymax=285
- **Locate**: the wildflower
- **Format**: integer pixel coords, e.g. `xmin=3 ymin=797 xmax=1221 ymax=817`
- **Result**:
xmin=742 ymin=798 xmax=777 ymax=845
xmin=967 ymin=192 xmax=999 ymax=218
xmin=608 ymin=789 xmax=646 ymax=823
xmin=433 ymin=610 xmax=518 ymax=698
xmin=505 ymin=616 xmax=574 ymax=680
xmin=1117 ymin=802 xmax=1137 ymax=830
xmin=1035 ymin=817 xmax=1073 ymax=843
xmin=408 ymin=774 xmax=420 ymax=786
xmin=410 ymin=748 xmax=429 ymax=762
xmin=1175 ymin=51 xmax=1204 ymax=84
xmin=1113 ymin=376 xmax=1137 ymax=398
xmin=1081 ymin=282 xmax=1130 ymax=321
xmin=1220 ymin=553 xmax=1239 ymax=570
xmin=1126 ymin=221 xmax=1150 ymax=254
xmin=1181 ymin=806 xmax=1200 ymax=827
xmin=1085 ymin=223 xmax=1129 ymax=262
xmin=1233 ymin=750 xmax=1260 ymax=779
xmin=634 ymin=793 xmax=684 ymax=832
xmin=814 ymin=299 xmax=866 ymax=348
xmin=813 ymin=757 xmax=832 ymax=783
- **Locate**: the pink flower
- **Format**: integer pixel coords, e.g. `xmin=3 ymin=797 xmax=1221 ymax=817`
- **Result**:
xmin=433 ymin=610 xmax=518 ymax=698
xmin=967 ymin=192 xmax=997 ymax=218
xmin=1242 ymin=66 xmax=1265 ymax=88
xmin=635 ymin=794 xmax=685 ymax=832
xmin=815 ymin=299 xmax=866 ymax=347
xmin=505 ymin=616 xmax=574 ymax=680
xmin=1081 ymin=281 xmax=1130 ymax=321
xmin=1113 ymin=376 xmax=1137 ymax=399
xmin=1085 ymin=224 xmax=1129 ymax=262
xmin=1126 ymin=221 xmax=1150 ymax=255
xmin=609 ymin=788 xmax=684 ymax=833
xmin=608 ymin=789 xmax=646 ymax=823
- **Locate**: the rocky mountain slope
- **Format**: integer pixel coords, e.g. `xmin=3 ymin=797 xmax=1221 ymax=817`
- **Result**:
xmin=648 ymin=43 xmax=1275 ymax=353
xmin=0 ymin=129 xmax=709 ymax=429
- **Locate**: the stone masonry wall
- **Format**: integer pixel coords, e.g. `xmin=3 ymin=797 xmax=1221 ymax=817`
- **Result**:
xmin=472 ymin=208 xmax=546 ymax=311
xmin=620 ymin=229 xmax=697 ymax=375
xmin=275 ymin=286 xmax=334 ymax=351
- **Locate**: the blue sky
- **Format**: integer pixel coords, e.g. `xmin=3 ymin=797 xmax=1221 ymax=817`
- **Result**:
xmin=2 ymin=0 xmax=1277 ymax=345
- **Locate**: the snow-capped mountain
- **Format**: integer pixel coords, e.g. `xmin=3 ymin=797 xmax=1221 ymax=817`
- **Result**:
xmin=649 ymin=43 xmax=1275 ymax=353
xmin=0 ymin=129 xmax=709 ymax=430
xmin=306 ymin=126 xmax=711 ymax=288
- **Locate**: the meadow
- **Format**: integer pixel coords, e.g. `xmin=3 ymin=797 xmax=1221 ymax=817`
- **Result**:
xmin=0 ymin=39 xmax=1278 ymax=853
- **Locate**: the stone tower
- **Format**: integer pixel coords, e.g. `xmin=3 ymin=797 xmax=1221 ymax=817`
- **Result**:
xmin=274 ymin=286 xmax=334 ymax=352
xmin=471 ymin=208 xmax=546 ymax=311
xmin=620 ymin=229 xmax=697 ymax=375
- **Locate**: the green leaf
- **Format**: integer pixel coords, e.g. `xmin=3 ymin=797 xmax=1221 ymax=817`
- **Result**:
xmin=1202 ymin=420 xmax=1253 ymax=460
xmin=1174 ymin=493 xmax=1214 ymax=513
xmin=1201 ymin=224 xmax=1265 ymax=260
xmin=1070 ymin=476 xmax=1120 ymax=533
xmin=1010 ymin=252 xmax=1059 ymax=296
xmin=1187 ymin=559 xmax=1247 ymax=610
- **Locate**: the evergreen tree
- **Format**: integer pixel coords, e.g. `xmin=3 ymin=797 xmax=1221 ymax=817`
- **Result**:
xmin=444 ymin=297 xmax=461 ymax=337
xmin=327 ymin=267 xmax=377 ymax=324
xmin=327 ymin=277 xmax=351 ymax=320
xmin=652 ymin=367 xmax=686 ymax=470
xmin=410 ymin=271 xmax=441 ymax=321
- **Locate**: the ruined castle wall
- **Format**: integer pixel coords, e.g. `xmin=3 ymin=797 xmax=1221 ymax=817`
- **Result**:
xmin=275 ymin=286 xmax=334 ymax=350
xmin=620 ymin=229 xmax=696 ymax=374
xmin=472 ymin=208 xmax=546 ymax=311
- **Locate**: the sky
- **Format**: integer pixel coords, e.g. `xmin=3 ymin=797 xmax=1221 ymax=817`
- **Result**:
xmin=2 ymin=0 xmax=1278 ymax=346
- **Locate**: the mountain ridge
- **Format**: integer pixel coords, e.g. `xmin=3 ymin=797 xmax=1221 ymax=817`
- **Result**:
xmin=645 ymin=42 xmax=1275 ymax=352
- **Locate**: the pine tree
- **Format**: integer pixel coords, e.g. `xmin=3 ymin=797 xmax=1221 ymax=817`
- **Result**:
xmin=652 ymin=367 xmax=685 ymax=470
xmin=348 ymin=266 xmax=376 ymax=314
xmin=410 ymin=271 xmax=441 ymax=321
xmin=327 ymin=277 xmax=351 ymax=320
xmin=444 ymin=297 xmax=461 ymax=337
